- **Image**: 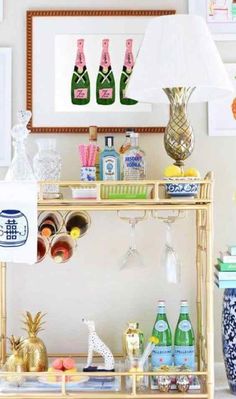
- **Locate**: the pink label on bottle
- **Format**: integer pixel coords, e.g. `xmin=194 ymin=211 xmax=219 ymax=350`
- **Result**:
xmin=124 ymin=39 xmax=134 ymax=69
xmin=101 ymin=39 xmax=111 ymax=68
xmin=99 ymin=89 xmax=113 ymax=99
xmin=76 ymin=39 xmax=86 ymax=68
xmin=74 ymin=88 xmax=88 ymax=99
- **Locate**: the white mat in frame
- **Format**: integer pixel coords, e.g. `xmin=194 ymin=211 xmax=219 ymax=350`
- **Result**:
xmin=0 ymin=48 xmax=11 ymax=165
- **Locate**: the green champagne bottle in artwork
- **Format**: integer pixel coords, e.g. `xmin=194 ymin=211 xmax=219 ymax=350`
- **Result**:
xmin=71 ymin=39 xmax=90 ymax=105
xmin=151 ymin=300 xmax=173 ymax=368
xmin=96 ymin=39 xmax=115 ymax=105
xmin=120 ymin=39 xmax=138 ymax=105
xmin=174 ymin=300 xmax=195 ymax=370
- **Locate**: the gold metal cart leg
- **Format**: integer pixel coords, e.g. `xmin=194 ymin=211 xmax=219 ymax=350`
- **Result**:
xmin=0 ymin=262 xmax=6 ymax=366
xmin=196 ymin=209 xmax=203 ymax=371
xmin=206 ymin=204 xmax=214 ymax=399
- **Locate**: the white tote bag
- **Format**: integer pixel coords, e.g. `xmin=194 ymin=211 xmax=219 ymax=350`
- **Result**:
xmin=0 ymin=181 xmax=37 ymax=264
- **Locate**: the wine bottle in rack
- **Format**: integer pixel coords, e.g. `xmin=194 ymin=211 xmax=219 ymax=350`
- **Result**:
xmin=65 ymin=211 xmax=91 ymax=239
xmin=120 ymin=39 xmax=138 ymax=105
xmin=38 ymin=212 xmax=62 ymax=238
xmin=37 ymin=235 xmax=49 ymax=263
xmin=96 ymin=39 xmax=115 ymax=105
xmin=50 ymin=234 xmax=75 ymax=264
xmin=71 ymin=39 xmax=90 ymax=105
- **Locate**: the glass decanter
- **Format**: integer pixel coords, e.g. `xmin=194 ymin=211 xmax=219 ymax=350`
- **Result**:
xmin=5 ymin=111 xmax=35 ymax=181
xmin=33 ymin=138 xmax=62 ymax=199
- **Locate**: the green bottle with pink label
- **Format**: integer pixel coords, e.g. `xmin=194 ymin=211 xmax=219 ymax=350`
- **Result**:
xmin=120 ymin=39 xmax=138 ymax=105
xmin=71 ymin=39 xmax=90 ymax=105
xmin=96 ymin=39 xmax=115 ymax=105
xmin=174 ymin=300 xmax=195 ymax=369
xmin=151 ymin=300 xmax=173 ymax=368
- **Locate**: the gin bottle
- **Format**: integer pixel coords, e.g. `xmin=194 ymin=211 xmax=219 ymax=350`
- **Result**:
xmin=100 ymin=136 xmax=120 ymax=181
xmin=151 ymin=300 xmax=173 ymax=368
xmin=71 ymin=39 xmax=90 ymax=105
xmin=96 ymin=39 xmax=115 ymax=105
xmin=120 ymin=39 xmax=138 ymax=105
xmin=174 ymin=300 xmax=195 ymax=369
xmin=123 ymin=132 xmax=146 ymax=180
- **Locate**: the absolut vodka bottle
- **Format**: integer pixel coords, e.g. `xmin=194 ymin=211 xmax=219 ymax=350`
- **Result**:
xmin=123 ymin=132 xmax=146 ymax=180
xmin=120 ymin=39 xmax=138 ymax=105
xmin=96 ymin=39 xmax=115 ymax=105
xmin=151 ymin=301 xmax=173 ymax=368
xmin=174 ymin=300 xmax=195 ymax=369
xmin=71 ymin=39 xmax=90 ymax=105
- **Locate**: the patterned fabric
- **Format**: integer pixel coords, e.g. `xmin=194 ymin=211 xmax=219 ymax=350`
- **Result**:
xmin=222 ymin=289 xmax=236 ymax=393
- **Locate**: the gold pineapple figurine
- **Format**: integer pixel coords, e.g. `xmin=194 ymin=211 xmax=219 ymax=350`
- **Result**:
xmin=22 ymin=311 xmax=48 ymax=372
xmin=5 ymin=335 xmax=26 ymax=372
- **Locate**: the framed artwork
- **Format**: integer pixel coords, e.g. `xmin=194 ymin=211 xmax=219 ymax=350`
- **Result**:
xmin=188 ymin=0 xmax=236 ymax=39
xmin=26 ymin=9 xmax=175 ymax=134
xmin=0 ymin=1 xmax=3 ymax=22
xmin=0 ymin=48 xmax=11 ymax=165
xmin=208 ymin=63 xmax=236 ymax=136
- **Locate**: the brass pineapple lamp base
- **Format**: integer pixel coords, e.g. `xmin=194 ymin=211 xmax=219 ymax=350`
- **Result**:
xmin=163 ymin=87 xmax=195 ymax=168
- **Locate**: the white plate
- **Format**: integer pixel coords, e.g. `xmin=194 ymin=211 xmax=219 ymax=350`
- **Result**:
xmin=38 ymin=376 xmax=89 ymax=387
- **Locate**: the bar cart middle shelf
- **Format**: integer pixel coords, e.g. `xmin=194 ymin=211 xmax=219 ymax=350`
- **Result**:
xmin=0 ymin=173 xmax=213 ymax=399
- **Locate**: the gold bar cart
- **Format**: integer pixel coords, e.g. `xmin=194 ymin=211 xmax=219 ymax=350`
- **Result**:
xmin=0 ymin=173 xmax=214 ymax=398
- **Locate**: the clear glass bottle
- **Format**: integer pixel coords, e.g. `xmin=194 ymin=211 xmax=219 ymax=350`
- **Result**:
xmin=151 ymin=300 xmax=173 ymax=369
xmin=100 ymin=136 xmax=120 ymax=180
xmin=33 ymin=138 xmax=62 ymax=198
xmin=123 ymin=132 xmax=146 ymax=180
xmin=119 ymin=131 xmax=131 ymax=155
xmin=5 ymin=111 xmax=35 ymax=181
xmin=174 ymin=300 xmax=195 ymax=370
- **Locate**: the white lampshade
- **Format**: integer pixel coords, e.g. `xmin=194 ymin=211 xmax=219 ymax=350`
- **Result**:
xmin=126 ymin=14 xmax=233 ymax=103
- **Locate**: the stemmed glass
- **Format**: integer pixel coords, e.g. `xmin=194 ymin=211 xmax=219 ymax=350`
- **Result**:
xmin=152 ymin=211 xmax=185 ymax=284
xmin=118 ymin=211 xmax=147 ymax=270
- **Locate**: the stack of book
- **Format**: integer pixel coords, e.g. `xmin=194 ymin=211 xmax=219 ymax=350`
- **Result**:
xmin=215 ymin=246 xmax=236 ymax=288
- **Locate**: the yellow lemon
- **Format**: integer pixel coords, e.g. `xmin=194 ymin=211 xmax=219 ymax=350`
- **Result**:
xmin=164 ymin=165 xmax=182 ymax=178
xmin=184 ymin=168 xmax=200 ymax=178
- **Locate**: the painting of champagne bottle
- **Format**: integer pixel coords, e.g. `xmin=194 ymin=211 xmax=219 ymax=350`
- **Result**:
xmin=71 ymin=39 xmax=90 ymax=105
xmin=120 ymin=39 xmax=138 ymax=105
xmin=96 ymin=39 xmax=115 ymax=105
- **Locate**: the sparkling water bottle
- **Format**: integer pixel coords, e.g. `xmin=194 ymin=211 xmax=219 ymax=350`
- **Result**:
xmin=151 ymin=300 xmax=172 ymax=368
xmin=174 ymin=300 xmax=195 ymax=370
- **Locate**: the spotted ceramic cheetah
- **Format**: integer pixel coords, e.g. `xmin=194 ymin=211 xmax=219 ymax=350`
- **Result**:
xmin=82 ymin=318 xmax=115 ymax=370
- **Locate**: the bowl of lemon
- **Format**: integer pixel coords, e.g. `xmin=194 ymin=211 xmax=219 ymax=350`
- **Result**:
xmin=163 ymin=165 xmax=200 ymax=198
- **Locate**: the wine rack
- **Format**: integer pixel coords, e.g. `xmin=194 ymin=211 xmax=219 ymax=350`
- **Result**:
xmin=0 ymin=173 xmax=214 ymax=398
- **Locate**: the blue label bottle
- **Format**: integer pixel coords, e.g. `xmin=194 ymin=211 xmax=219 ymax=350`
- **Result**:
xmin=100 ymin=136 xmax=120 ymax=181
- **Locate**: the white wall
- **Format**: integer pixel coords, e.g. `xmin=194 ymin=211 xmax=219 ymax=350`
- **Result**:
xmin=0 ymin=0 xmax=235 ymax=362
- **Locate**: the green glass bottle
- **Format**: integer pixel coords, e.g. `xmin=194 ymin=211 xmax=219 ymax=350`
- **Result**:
xmin=151 ymin=300 xmax=172 ymax=368
xmin=71 ymin=39 xmax=90 ymax=105
xmin=174 ymin=300 xmax=195 ymax=370
xmin=96 ymin=39 xmax=115 ymax=105
xmin=120 ymin=39 xmax=138 ymax=105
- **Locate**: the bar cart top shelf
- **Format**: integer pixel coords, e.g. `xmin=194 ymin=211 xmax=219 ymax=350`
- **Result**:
xmin=38 ymin=172 xmax=213 ymax=211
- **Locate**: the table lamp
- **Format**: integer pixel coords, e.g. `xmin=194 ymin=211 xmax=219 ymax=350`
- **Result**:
xmin=126 ymin=15 xmax=233 ymax=168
